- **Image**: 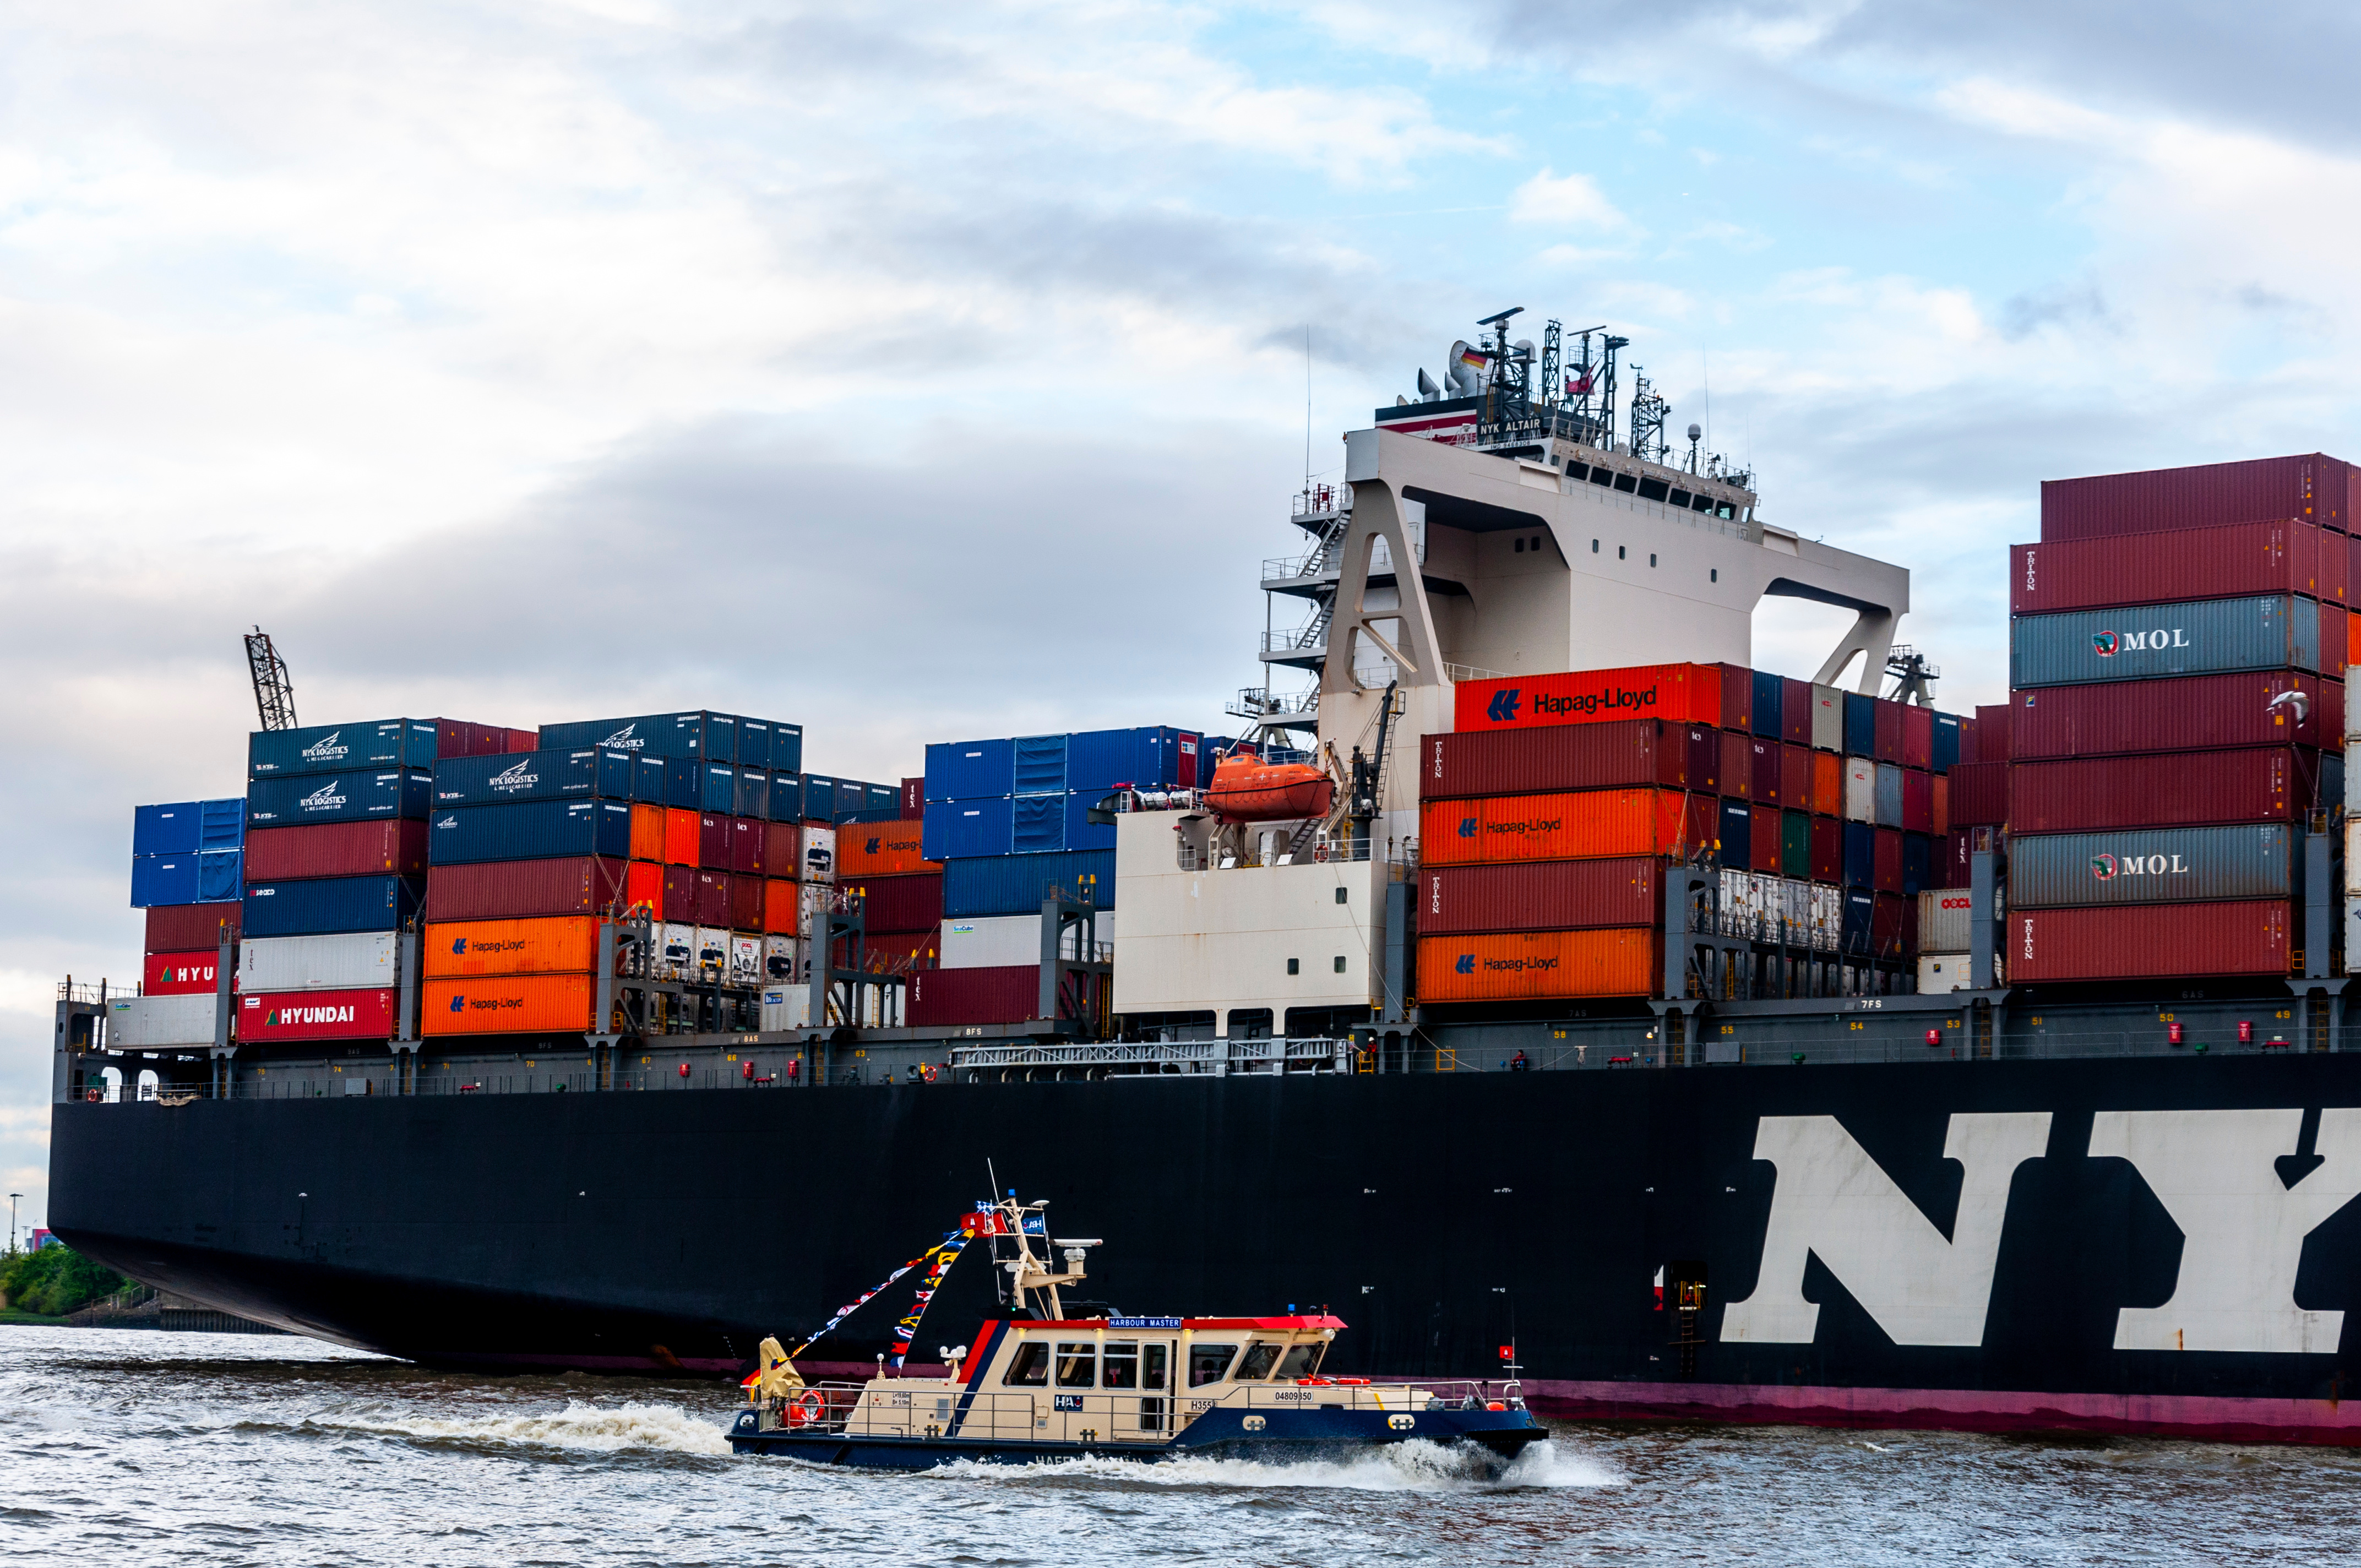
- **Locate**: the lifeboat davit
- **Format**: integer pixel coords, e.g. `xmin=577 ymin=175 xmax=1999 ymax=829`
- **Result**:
xmin=1206 ymin=754 xmax=1335 ymax=821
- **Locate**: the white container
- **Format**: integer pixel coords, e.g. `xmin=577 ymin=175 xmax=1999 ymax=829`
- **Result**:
xmin=940 ymin=911 xmax=1119 ymax=969
xmin=1916 ymin=952 xmax=2002 ymax=992
xmin=1809 ymin=683 xmax=1845 ymax=752
xmin=106 ymin=993 xmax=217 ymax=1048
xmin=2346 ymin=821 xmax=2361 ymax=895
xmin=1918 ymin=890 xmax=1974 ymax=954
xmin=692 ymin=927 xmax=730 ymax=977
xmin=730 ymin=935 xmax=761 ymax=987
xmin=1842 ymin=757 xmax=1876 ymax=823
xmin=762 ymin=935 xmax=801 ymax=985
xmin=238 ymin=932 xmax=398 ymax=994
xmin=801 ymin=826 xmax=837 ymax=885
xmin=657 ymin=922 xmax=696 ymax=981
xmin=1808 ymin=884 xmax=1841 ymax=951
xmin=760 ymin=988 xmax=810 ymax=1032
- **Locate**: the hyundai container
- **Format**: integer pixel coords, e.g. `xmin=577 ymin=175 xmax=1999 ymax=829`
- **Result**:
xmin=2009 ymin=748 xmax=2307 ymax=832
xmin=141 ymin=950 xmax=222 ymax=996
xmin=2012 ymin=899 xmax=2292 ymax=981
xmin=238 ymin=932 xmax=399 ymax=993
xmin=2007 ymin=824 xmax=2294 ymax=908
xmin=237 ymin=987 xmax=396 ymax=1043
xmin=2011 ymin=594 xmax=2321 ymax=688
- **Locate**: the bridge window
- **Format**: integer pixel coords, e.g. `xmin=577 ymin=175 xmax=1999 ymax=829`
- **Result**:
xmin=1693 ymin=494 xmax=1713 ymax=513
xmin=1590 ymin=467 xmax=1614 ymax=487
xmin=1334 ymin=956 xmax=1347 ymax=973
xmin=1003 ymin=1342 xmax=1051 ymax=1386
xmin=1669 ymin=489 xmax=1692 ymax=509
xmin=1275 ymin=1342 xmax=1327 ymax=1379
xmin=1650 ymin=554 xmax=1657 ymax=568
xmin=1055 ymin=1343 xmax=1097 ymax=1387
xmin=1103 ymin=1342 xmax=1140 ymax=1389
xmin=1711 ymin=569 xmax=1718 ymax=582
xmin=1287 ymin=958 xmax=1300 ymax=975
xmin=1236 ymin=1343 xmax=1285 ymax=1380
xmin=1591 ymin=540 xmax=1599 ymax=553
xmin=1638 ymin=477 xmax=1669 ymax=502
xmin=1566 ymin=462 xmax=1590 ymax=481
xmin=1189 ymin=1344 xmax=1238 ymax=1386
xmin=1613 ymin=472 xmax=1638 ymax=493
xmin=1513 ymin=538 xmax=1523 ymax=553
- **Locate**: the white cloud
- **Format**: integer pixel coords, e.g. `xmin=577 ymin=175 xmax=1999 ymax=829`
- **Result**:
xmin=1508 ymin=167 xmax=1630 ymax=229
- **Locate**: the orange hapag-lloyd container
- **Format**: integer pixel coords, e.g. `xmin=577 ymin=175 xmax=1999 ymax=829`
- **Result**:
xmin=629 ymin=804 xmax=666 ymax=862
xmin=1418 ymin=789 xmax=1711 ymax=866
xmin=836 ymin=819 xmax=940 ymax=878
xmin=1810 ymin=751 xmax=1842 ymax=816
xmin=663 ymin=808 xmax=702 ymax=867
xmin=1452 ymin=663 xmax=1721 ymax=734
xmin=1416 ymin=928 xmax=1661 ymax=1001
xmin=422 ymin=973 xmax=597 ymax=1036
xmin=763 ymin=878 xmax=799 ymax=934
xmin=422 ymin=916 xmax=603 ymax=979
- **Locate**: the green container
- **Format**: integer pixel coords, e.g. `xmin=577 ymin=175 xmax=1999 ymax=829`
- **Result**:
xmin=1781 ymin=809 xmax=1813 ymax=881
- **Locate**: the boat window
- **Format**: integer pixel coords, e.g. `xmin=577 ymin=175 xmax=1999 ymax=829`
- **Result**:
xmin=1054 ymin=1342 xmax=1096 ymax=1387
xmin=1638 ymin=477 xmax=1670 ymax=503
xmin=1003 ymin=1341 xmax=1051 ymax=1386
xmin=1275 ymin=1341 xmax=1327 ymax=1379
xmin=1143 ymin=1344 xmax=1169 ymax=1391
xmin=1188 ymin=1344 xmax=1238 ymax=1386
xmin=1236 ymin=1342 xmax=1284 ymax=1380
xmin=1102 ymin=1342 xmax=1140 ymax=1389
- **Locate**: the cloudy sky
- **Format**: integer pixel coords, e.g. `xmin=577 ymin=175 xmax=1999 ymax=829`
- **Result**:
xmin=5 ymin=0 xmax=2355 ymax=1229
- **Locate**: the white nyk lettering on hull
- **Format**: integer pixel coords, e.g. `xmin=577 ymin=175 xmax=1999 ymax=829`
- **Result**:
xmin=1721 ymin=1113 xmax=2052 ymax=1347
xmin=2091 ymin=1108 xmax=2361 ymax=1354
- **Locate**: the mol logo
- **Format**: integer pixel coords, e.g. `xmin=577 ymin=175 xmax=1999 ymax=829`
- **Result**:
xmin=2092 ymin=625 xmax=2191 ymax=657
xmin=2091 ymin=631 xmax=2119 ymax=657
xmin=599 ymin=723 xmax=644 ymax=750
xmin=300 ymin=780 xmax=347 ymax=810
xmin=2093 ymin=851 xmax=2189 ymax=880
xmin=1455 ymin=953 xmax=1476 ymax=974
xmin=490 ymin=760 xmax=537 ymax=791
xmin=2090 ymin=853 xmax=2119 ymax=880
xmin=1487 ymin=689 xmax=1522 ymax=723
xmin=299 ymin=731 xmax=347 ymax=763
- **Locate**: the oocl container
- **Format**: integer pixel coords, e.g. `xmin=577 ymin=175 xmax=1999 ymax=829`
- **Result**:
xmin=421 ymin=973 xmax=597 ymax=1036
xmin=2010 ymin=519 xmax=2340 ymax=614
xmin=238 ymin=932 xmax=398 ymax=992
xmin=2009 ymin=748 xmax=2306 ymax=832
xmin=2012 ymin=593 xmax=2320 ymax=689
xmin=1415 ymin=928 xmax=1661 ymax=1001
xmin=2039 ymin=454 xmax=2348 ymax=541
xmin=237 ymin=987 xmax=396 ymax=1042
xmin=422 ymin=916 xmax=602 ymax=978
xmin=1417 ymin=720 xmax=1701 ymax=799
xmin=244 ymin=820 xmax=428 ymax=880
xmin=2008 ymin=824 xmax=2294 ymax=908
xmin=2012 ymin=900 xmax=2291 ymax=981
xmin=1919 ymin=889 xmax=1977 ymax=954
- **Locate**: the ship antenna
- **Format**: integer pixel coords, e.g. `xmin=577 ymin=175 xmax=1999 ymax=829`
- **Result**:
xmin=1304 ymin=325 xmax=1313 ymax=494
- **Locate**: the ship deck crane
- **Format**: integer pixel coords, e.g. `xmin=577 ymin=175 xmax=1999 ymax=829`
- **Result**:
xmin=244 ymin=627 xmax=297 ymax=732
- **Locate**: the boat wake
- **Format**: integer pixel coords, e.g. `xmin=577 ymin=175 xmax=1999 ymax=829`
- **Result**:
xmin=318 ymin=1400 xmax=732 ymax=1457
xmin=927 ymin=1438 xmax=1618 ymax=1492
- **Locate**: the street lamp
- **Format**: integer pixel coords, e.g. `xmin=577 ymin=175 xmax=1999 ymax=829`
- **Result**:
xmin=7 ymin=1194 xmax=20 ymax=1255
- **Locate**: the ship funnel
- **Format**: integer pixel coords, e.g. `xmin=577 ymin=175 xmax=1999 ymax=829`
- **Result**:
xmin=1416 ymin=367 xmax=1440 ymax=400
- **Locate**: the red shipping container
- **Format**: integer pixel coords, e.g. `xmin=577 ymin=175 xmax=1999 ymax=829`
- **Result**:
xmin=1901 ymin=704 xmax=1932 ymax=769
xmin=425 ymin=857 xmax=625 ymax=921
xmin=698 ymin=814 xmax=732 ymax=870
xmin=853 ymin=872 xmax=945 ymax=934
xmin=1750 ymin=805 xmax=1781 ymax=873
xmin=849 ymin=928 xmax=935 ymax=972
xmin=2325 ymin=601 xmax=2352 ymax=681
xmin=1749 ymin=739 xmax=1781 ymax=804
xmin=143 ymin=949 xmax=224 ymax=995
xmin=1873 ymin=699 xmax=1903 ymax=763
xmin=1719 ymin=731 xmax=1751 ymax=800
xmin=764 ymin=822 xmax=803 ymax=881
xmin=1714 ymin=663 xmax=1753 ymax=731
xmin=2011 ymin=671 xmax=2333 ymax=759
xmin=245 ymin=820 xmax=428 ymax=880
xmin=660 ymin=864 xmax=698 ymax=922
xmin=1780 ymin=743 xmax=1813 ymax=809
xmin=728 ymin=874 xmax=763 ymax=932
xmin=623 ymin=860 xmax=662 ymax=914
xmin=1453 ymin=663 xmax=1721 ymax=733
xmin=2009 ymin=747 xmax=2307 ymax=832
xmin=1932 ymin=775 xmax=1950 ymax=836
xmin=147 ymin=902 xmax=241 ymax=951
xmin=1874 ymin=827 xmax=1902 ymax=894
xmin=1419 ymin=859 xmax=1660 ymax=935
xmin=730 ymin=816 xmax=767 ymax=876
xmin=2008 ymin=520 xmax=2334 ymax=613
xmin=504 ymin=727 xmax=538 ymax=753
xmin=1957 ymin=714 xmax=1980 ymax=766
xmin=901 ymin=777 xmax=926 ymax=820
xmin=1687 ymin=726 xmax=1720 ymax=792
xmin=1810 ymin=816 xmax=1842 ymax=883
xmin=908 ymin=965 xmax=1039 ymax=1026
xmin=1810 ymin=750 xmax=1842 ymax=816
xmin=1950 ymin=762 xmax=2010 ymax=825
xmin=1418 ymin=721 xmax=1698 ymax=799
xmin=436 ymin=718 xmax=472 ymax=758
xmin=693 ymin=870 xmax=731 ymax=927
xmin=1782 ymin=677 xmax=1813 ymax=745
xmin=1902 ymin=769 xmax=1933 ymax=834
xmin=2012 ymin=900 xmax=2291 ymax=981
xmin=1870 ymin=891 xmax=1908 ymax=957
xmin=1973 ymin=705 xmax=2011 ymax=762
xmin=2041 ymin=455 xmax=2347 ymax=541
xmin=758 ymin=878 xmax=795 ymax=934
xmin=1939 ymin=830 xmax=1974 ymax=889
xmin=663 ymin=808 xmax=701 ymax=866
xmin=237 ymin=987 xmax=396 ymax=1043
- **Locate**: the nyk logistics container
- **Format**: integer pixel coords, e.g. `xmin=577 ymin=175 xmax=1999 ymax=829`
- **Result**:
xmin=1418 ymin=790 xmax=1714 ymax=867
xmin=2010 ymin=520 xmax=2344 ymax=614
xmin=243 ymin=875 xmax=423 ymax=937
xmin=236 ymin=987 xmax=396 ymax=1043
xmin=432 ymin=748 xmax=634 ymax=805
xmin=238 ymin=932 xmax=399 ymax=992
xmin=142 ymin=950 xmax=223 ymax=995
xmin=422 ymin=857 xmax=626 ymax=922
xmin=247 ymin=770 xmax=434 ymax=826
xmin=2006 ymin=824 xmax=2294 ymax=908
xmin=2009 ymin=748 xmax=2306 ymax=833
xmin=245 ymin=820 xmax=429 ymax=880
xmin=1415 ymin=928 xmax=1661 ymax=1001
xmin=2012 ymin=900 xmax=2291 ymax=981
xmin=2010 ymin=671 xmax=2339 ymax=758
xmin=1452 ymin=663 xmax=1718 ymax=733
xmin=427 ymin=799 xmax=633 ymax=865
xmin=2011 ymin=594 xmax=2322 ymax=688
xmin=2039 ymin=454 xmax=2349 ymax=541
xmin=1419 ymin=859 xmax=1661 ymax=936
xmin=421 ymin=973 xmax=598 ymax=1036
xmin=537 ymin=711 xmax=737 ymax=763
xmin=248 ymin=718 xmax=447 ymax=778
xmin=422 ymin=916 xmax=604 ymax=978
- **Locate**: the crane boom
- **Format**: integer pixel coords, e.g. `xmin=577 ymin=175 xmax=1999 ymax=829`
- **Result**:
xmin=244 ymin=627 xmax=297 ymax=732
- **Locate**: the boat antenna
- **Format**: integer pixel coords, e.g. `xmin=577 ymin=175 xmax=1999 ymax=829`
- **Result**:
xmin=1304 ymin=325 xmax=1313 ymax=494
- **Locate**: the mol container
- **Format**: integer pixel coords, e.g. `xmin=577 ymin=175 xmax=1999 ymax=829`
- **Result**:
xmin=421 ymin=973 xmax=599 ymax=1035
xmin=2011 ymin=594 xmax=2322 ymax=689
xmin=2010 ymin=520 xmax=2343 ymax=614
xmin=2009 ymin=748 xmax=2308 ymax=832
xmin=238 ymin=932 xmax=399 ymax=992
xmin=142 ymin=950 xmax=224 ymax=995
xmin=2039 ymin=454 xmax=2351 ymax=541
xmin=1415 ymin=929 xmax=1661 ymax=1001
xmin=2007 ymin=824 xmax=2294 ymax=908
xmin=105 ymin=994 xmax=217 ymax=1047
xmin=422 ymin=917 xmax=605 ymax=978
xmin=236 ymin=988 xmax=396 ymax=1043
xmin=1419 ymin=859 xmax=1660 ymax=936
xmin=2012 ymin=900 xmax=2292 ymax=981
xmin=1418 ymin=790 xmax=1714 ymax=867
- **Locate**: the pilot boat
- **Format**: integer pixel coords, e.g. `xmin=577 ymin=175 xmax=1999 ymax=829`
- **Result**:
xmin=728 ymin=1191 xmax=1545 ymax=1469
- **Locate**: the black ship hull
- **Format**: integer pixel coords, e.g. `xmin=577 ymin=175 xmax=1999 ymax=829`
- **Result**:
xmin=50 ymin=1054 xmax=2361 ymax=1443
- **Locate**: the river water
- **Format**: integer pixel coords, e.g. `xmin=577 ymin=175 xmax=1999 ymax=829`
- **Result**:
xmin=3 ymin=1326 xmax=2354 ymax=1565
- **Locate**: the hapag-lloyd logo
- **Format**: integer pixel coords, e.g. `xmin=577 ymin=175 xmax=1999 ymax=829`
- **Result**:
xmin=300 ymin=730 xmax=347 ymax=763
xmin=1456 ymin=952 xmax=1560 ymax=974
xmin=300 ymin=779 xmax=347 ymax=810
xmin=599 ymin=723 xmax=645 ymax=750
xmin=2090 ymin=851 xmax=2192 ymax=880
xmin=1488 ymin=684 xmax=1660 ymax=722
xmin=489 ymin=759 xmax=538 ymax=792
xmin=447 ymin=993 xmax=526 ymax=1012
xmin=1484 ymin=816 xmax=1564 ymax=837
xmin=2092 ymin=625 xmax=2193 ymax=657
xmin=447 ymin=937 xmax=527 ymax=955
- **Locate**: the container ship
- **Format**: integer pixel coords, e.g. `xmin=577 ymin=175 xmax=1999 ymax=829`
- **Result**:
xmin=50 ymin=310 xmax=2361 ymax=1445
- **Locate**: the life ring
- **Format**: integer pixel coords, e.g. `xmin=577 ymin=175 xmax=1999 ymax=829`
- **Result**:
xmin=86 ymin=1087 xmax=102 ymax=1103
xmin=786 ymin=1390 xmax=824 ymax=1427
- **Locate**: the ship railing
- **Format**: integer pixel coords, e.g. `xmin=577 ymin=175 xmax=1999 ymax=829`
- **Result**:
xmin=1261 ymin=552 xmax=1334 ymax=582
xmin=1261 ymin=625 xmax=1328 ymax=654
xmin=1291 ymin=483 xmax=1352 ymax=520
xmin=947 ymin=1036 xmax=1353 ymax=1074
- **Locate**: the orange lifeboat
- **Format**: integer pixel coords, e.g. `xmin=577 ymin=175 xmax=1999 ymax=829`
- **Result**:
xmin=1206 ymin=754 xmax=1335 ymax=821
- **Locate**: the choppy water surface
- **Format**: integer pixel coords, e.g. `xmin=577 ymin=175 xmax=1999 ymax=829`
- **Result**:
xmin=3 ymin=1328 xmax=2355 ymax=1565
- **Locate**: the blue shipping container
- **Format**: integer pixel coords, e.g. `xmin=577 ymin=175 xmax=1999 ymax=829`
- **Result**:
xmin=801 ymin=775 xmax=837 ymax=824
xmin=925 ymin=797 xmax=1015 ymax=860
xmin=1067 ymin=726 xmax=1198 ymax=794
xmin=247 ymin=770 xmax=433 ymax=827
xmin=2010 ymin=594 xmax=2321 ymax=689
xmin=1873 ymin=763 xmax=1903 ymax=828
xmin=1013 ymin=794 xmax=1065 ymax=853
xmin=1716 ymin=799 xmax=1750 ymax=865
xmin=633 ymin=754 xmax=668 ymax=804
xmin=130 ymin=854 xmax=199 ymax=907
xmin=426 ymin=799 xmax=633 ymax=865
xmin=771 ymin=723 xmax=804 ymax=776
xmin=769 ymin=771 xmax=804 ymax=824
xmin=249 ymin=718 xmax=440 ymax=778
xmin=927 ymin=739 xmax=1015 ymax=802
xmin=1839 ymin=887 xmax=1874 ymax=952
xmin=734 ymin=767 xmax=770 ymax=820
xmin=1750 ymin=671 xmax=1783 ymax=739
xmin=243 ymin=875 xmax=423 ymax=937
xmin=699 ymin=764 xmax=739 ymax=815
xmin=1902 ymin=831 xmax=1932 ymax=896
xmin=1064 ymin=791 xmax=1115 ymax=852
xmin=942 ymin=851 xmax=1117 ymax=918
xmin=1931 ymin=711 xmax=1962 ymax=773
xmin=1014 ymin=735 xmax=1067 ymax=797
xmin=198 ymin=798 xmax=244 ymax=850
xmin=833 ymin=780 xmax=869 ymax=822
xmin=737 ymin=718 xmax=773 ymax=772
xmin=433 ymin=748 xmax=632 ymax=806
xmin=198 ymin=848 xmax=243 ymax=902
xmin=134 ymin=801 xmax=199 ymax=856
xmin=1842 ymin=693 xmax=1875 ymax=758
xmin=1842 ymin=821 xmax=1875 ymax=888
xmin=537 ymin=711 xmax=733 ymax=763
